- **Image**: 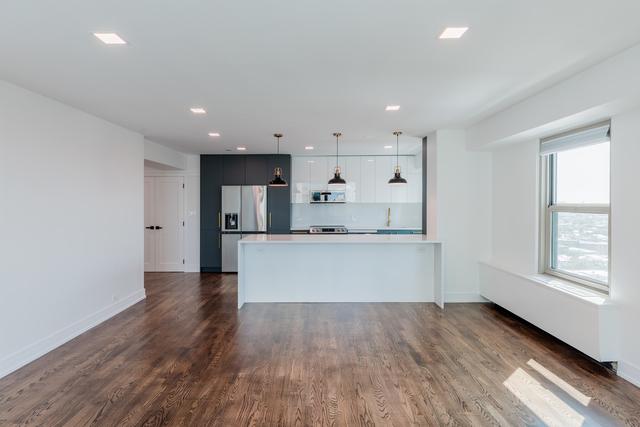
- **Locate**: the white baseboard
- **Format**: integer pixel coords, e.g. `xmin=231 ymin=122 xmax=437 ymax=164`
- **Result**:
xmin=185 ymin=264 xmax=200 ymax=273
xmin=618 ymin=360 xmax=640 ymax=388
xmin=0 ymin=288 xmax=146 ymax=380
xmin=446 ymin=292 xmax=488 ymax=303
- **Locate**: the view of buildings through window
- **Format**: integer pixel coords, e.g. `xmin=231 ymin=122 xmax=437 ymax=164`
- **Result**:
xmin=547 ymin=140 xmax=610 ymax=285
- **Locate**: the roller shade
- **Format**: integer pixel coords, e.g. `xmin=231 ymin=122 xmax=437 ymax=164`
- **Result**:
xmin=540 ymin=121 xmax=610 ymax=156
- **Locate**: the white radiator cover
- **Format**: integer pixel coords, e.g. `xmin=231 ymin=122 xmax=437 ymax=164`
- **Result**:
xmin=479 ymin=262 xmax=618 ymax=362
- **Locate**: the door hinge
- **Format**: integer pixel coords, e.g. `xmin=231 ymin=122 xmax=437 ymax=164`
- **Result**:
xmin=182 ymin=183 xmax=185 ymax=189
xmin=182 ymin=221 xmax=185 ymax=226
xmin=182 ymin=259 xmax=185 ymax=264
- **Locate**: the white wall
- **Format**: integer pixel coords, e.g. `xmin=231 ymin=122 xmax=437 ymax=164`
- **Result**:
xmin=609 ymin=109 xmax=640 ymax=385
xmin=0 ymin=80 xmax=145 ymax=378
xmin=144 ymin=155 xmax=200 ymax=271
xmin=490 ymin=140 xmax=539 ymax=273
xmin=144 ymin=138 xmax=187 ymax=170
xmin=427 ymin=130 xmax=492 ymax=302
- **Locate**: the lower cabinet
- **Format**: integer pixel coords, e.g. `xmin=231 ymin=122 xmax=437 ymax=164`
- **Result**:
xmin=268 ymin=187 xmax=290 ymax=233
xmin=200 ymin=229 xmax=221 ymax=272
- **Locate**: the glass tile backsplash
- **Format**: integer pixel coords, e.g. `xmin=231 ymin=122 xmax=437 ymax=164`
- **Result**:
xmin=291 ymin=203 xmax=422 ymax=230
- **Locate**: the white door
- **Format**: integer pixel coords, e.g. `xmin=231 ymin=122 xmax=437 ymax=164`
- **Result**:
xmin=144 ymin=176 xmax=184 ymax=272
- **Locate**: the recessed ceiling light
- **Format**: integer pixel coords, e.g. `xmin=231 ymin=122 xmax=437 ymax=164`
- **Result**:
xmin=385 ymin=105 xmax=400 ymax=111
xmin=305 ymin=146 xmax=314 ymax=150
xmin=190 ymin=107 xmax=206 ymax=114
xmin=439 ymin=27 xmax=468 ymax=39
xmin=93 ymin=33 xmax=127 ymax=45
xmin=208 ymin=132 xmax=220 ymax=137
xmin=236 ymin=146 xmax=247 ymax=151
xmin=384 ymin=145 xmax=393 ymax=149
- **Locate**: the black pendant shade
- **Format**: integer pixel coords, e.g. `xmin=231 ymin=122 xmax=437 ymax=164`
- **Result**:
xmin=268 ymin=133 xmax=288 ymax=187
xmin=388 ymin=130 xmax=408 ymax=185
xmin=388 ymin=167 xmax=408 ymax=185
xmin=328 ymin=132 xmax=346 ymax=185
xmin=328 ymin=169 xmax=346 ymax=185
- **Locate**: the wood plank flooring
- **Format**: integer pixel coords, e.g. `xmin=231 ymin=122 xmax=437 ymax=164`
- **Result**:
xmin=1 ymin=273 xmax=639 ymax=426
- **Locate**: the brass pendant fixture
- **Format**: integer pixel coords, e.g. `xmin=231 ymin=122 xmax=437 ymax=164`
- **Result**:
xmin=388 ymin=131 xmax=408 ymax=185
xmin=268 ymin=133 xmax=288 ymax=187
xmin=328 ymin=132 xmax=346 ymax=185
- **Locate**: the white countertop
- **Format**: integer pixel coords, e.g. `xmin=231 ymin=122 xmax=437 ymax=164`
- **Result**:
xmin=239 ymin=234 xmax=441 ymax=244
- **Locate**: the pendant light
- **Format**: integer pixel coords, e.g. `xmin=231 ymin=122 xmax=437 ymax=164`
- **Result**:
xmin=388 ymin=131 xmax=407 ymax=185
xmin=328 ymin=132 xmax=346 ymax=185
xmin=268 ymin=133 xmax=288 ymax=187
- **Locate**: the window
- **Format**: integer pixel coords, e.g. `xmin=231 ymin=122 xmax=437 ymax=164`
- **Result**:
xmin=540 ymin=121 xmax=610 ymax=291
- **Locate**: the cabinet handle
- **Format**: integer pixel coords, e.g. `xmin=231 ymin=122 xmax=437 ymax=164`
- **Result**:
xmin=269 ymin=212 xmax=272 ymax=228
xmin=218 ymin=234 xmax=221 ymax=249
xmin=218 ymin=211 xmax=221 ymax=228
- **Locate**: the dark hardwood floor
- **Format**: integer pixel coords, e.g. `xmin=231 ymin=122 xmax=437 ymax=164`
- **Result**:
xmin=1 ymin=273 xmax=639 ymax=426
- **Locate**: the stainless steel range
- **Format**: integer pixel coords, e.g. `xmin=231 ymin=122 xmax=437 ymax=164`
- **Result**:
xmin=309 ymin=225 xmax=348 ymax=234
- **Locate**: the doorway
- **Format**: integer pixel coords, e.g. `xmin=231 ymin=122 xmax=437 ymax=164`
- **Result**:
xmin=144 ymin=176 xmax=185 ymax=272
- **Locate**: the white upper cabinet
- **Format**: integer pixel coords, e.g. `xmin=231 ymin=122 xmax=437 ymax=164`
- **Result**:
xmin=291 ymin=156 xmax=310 ymax=203
xmin=344 ymin=157 xmax=361 ymax=202
xmin=291 ymin=155 xmax=421 ymax=204
xmin=407 ymin=154 xmax=422 ymax=203
xmin=308 ymin=156 xmax=328 ymax=194
xmin=360 ymin=157 xmax=376 ymax=203
xmin=375 ymin=156 xmax=393 ymax=202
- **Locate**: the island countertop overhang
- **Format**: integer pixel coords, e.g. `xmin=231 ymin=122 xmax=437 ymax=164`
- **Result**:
xmin=239 ymin=234 xmax=441 ymax=245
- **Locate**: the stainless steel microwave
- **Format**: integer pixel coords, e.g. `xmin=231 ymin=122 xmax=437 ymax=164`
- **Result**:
xmin=310 ymin=190 xmax=346 ymax=203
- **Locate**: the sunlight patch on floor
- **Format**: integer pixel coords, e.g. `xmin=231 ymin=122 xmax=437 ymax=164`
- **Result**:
xmin=527 ymin=359 xmax=592 ymax=406
xmin=504 ymin=367 xmax=585 ymax=427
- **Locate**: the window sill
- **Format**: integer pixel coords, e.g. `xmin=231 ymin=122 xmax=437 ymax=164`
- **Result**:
xmin=482 ymin=262 xmax=612 ymax=307
xmin=530 ymin=273 xmax=610 ymax=305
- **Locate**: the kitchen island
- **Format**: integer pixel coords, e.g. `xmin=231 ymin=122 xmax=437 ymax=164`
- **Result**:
xmin=237 ymin=234 xmax=444 ymax=309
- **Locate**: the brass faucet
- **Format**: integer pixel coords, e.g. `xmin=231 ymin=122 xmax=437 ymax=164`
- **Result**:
xmin=386 ymin=207 xmax=391 ymax=227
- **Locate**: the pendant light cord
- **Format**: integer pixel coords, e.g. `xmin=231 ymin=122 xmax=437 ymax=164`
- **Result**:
xmin=332 ymin=132 xmax=342 ymax=169
xmin=273 ymin=133 xmax=283 ymax=156
xmin=393 ymin=131 xmax=402 ymax=170
xmin=396 ymin=132 xmax=399 ymax=166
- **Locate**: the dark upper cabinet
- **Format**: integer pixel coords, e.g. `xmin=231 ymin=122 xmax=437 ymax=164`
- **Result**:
xmin=245 ymin=155 xmax=270 ymax=185
xmin=222 ymin=156 xmax=246 ymax=185
xmin=200 ymin=155 xmax=223 ymax=229
xmin=267 ymin=155 xmax=291 ymax=234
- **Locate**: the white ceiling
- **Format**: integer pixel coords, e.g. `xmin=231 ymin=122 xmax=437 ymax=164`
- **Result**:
xmin=2 ymin=1 xmax=640 ymax=155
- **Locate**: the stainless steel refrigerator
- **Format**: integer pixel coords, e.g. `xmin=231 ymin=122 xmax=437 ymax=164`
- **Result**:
xmin=221 ymin=185 xmax=267 ymax=272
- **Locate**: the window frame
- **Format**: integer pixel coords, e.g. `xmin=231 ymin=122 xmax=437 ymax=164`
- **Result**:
xmin=539 ymin=133 xmax=611 ymax=293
